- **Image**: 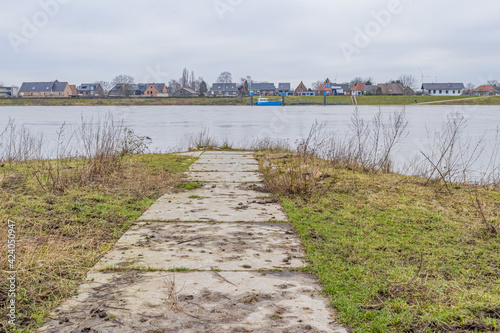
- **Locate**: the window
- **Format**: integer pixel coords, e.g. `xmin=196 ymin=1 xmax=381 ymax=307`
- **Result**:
xmin=452 ymin=90 xmax=455 ymax=94
xmin=446 ymin=90 xmax=449 ymax=94
xmin=439 ymin=90 xmax=442 ymax=94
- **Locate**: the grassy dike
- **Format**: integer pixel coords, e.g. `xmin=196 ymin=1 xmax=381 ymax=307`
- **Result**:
xmin=257 ymin=152 xmax=500 ymax=332
xmin=1 ymin=95 xmax=498 ymax=106
xmin=0 ymin=154 xmax=196 ymax=332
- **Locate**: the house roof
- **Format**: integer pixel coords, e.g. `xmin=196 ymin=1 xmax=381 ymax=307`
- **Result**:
xmin=378 ymin=83 xmax=404 ymax=95
xmin=249 ymin=82 xmax=276 ymax=91
xmin=474 ymin=84 xmax=499 ymax=92
xmin=19 ymin=81 xmax=68 ymax=93
xmin=316 ymin=83 xmax=332 ymax=92
xmin=77 ymin=83 xmax=101 ymax=91
xmin=176 ymin=87 xmax=197 ymax=94
xmin=421 ymin=83 xmax=465 ymax=90
xmin=351 ymin=83 xmax=367 ymax=91
xmin=152 ymin=83 xmax=166 ymax=92
xmin=334 ymin=83 xmax=350 ymax=91
xmin=295 ymin=81 xmax=308 ymax=91
xmin=210 ymin=83 xmax=238 ymax=92
xmin=277 ymin=83 xmax=291 ymax=91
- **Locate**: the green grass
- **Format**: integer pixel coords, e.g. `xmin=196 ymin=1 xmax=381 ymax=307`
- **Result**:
xmin=0 ymin=153 xmax=195 ymax=332
xmin=0 ymin=97 xmax=248 ymax=106
xmin=176 ymin=182 xmax=203 ymax=190
xmin=260 ymin=155 xmax=500 ymax=332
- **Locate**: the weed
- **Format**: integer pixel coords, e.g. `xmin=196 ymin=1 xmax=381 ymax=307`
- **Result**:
xmin=176 ymin=182 xmax=203 ymax=190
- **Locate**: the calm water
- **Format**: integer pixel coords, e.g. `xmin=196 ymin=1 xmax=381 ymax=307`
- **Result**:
xmin=1 ymin=105 xmax=499 ymax=173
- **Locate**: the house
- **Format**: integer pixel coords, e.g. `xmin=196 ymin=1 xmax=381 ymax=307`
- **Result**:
xmin=330 ymin=84 xmax=345 ymax=96
xmin=108 ymin=83 xmax=167 ymax=97
xmin=69 ymin=85 xmax=78 ymax=97
xmin=249 ymin=82 xmax=276 ymax=96
xmin=77 ymin=83 xmax=104 ymax=97
xmin=421 ymin=83 xmax=464 ymax=96
xmin=172 ymin=87 xmax=198 ymax=98
xmin=108 ymin=84 xmax=133 ymax=97
xmin=315 ymin=82 xmax=333 ymax=96
xmin=277 ymin=83 xmax=293 ymax=96
xmin=19 ymin=81 xmax=72 ymax=97
xmin=294 ymin=81 xmax=308 ymax=96
xmin=351 ymin=83 xmax=367 ymax=96
xmin=0 ymin=86 xmax=19 ymax=98
xmin=474 ymin=84 xmax=500 ymax=96
xmin=209 ymin=83 xmax=238 ymax=97
xmin=143 ymin=83 xmax=168 ymax=97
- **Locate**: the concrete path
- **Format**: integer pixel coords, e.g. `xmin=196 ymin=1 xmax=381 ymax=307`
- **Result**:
xmin=39 ymin=151 xmax=347 ymax=333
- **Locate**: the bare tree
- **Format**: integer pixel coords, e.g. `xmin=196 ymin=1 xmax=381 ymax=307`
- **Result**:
xmin=350 ymin=77 xmax=364 ymax=87
xmin=180 ymin=68 xmax=189 ymax=87
xmin=199 ymin=80 xmax=208 ymax=96
xmin=240 ymin=76 xmax=253 ymax=86
xmin=311 ymin=80 xmax=324 ymax=90
xmin=168 ymin=79 xmax=181 ymax=93
xmin=112 ymin=74 xmax=135 ymax=97
xmin=238 ymin=80 xmax=249 ymax=96
xmin=465 ymin=83 xmax=476 ymax=95
xmin=189 ymin=71 xmax=196 ymax=90
xmin=487 ymin=79 xmax=499 ymax=85
xmin=398 ymin=74 xmax=417 ymax=94
xmin=364 ymin=77 xmax=374 ymax=85
xmin=99 ymin=81 xmax=114 ymax=95
xmin=217 ymin=71 xmax=232 ymax=83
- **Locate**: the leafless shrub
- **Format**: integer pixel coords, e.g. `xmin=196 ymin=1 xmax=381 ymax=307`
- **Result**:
xmin=0 ymin=119 xmax=44 ymax=164
xmin=261 ymin=122 xmax=335 ymax=197
xmin=1 ymin=113 xmax=152 ymax=193
xmin=250 ymin=137 xmax=290 ymax=151
xmin=121 ymin=128 xmax=152 ymax=155
xmin=480 ymin=126 xmax=500 ymax=187
xmin=325 ymin=107 xmax=408 ymax=173
xmin=188 ymin=128 xmax=218 ymax=150
xmin=415 ymin=112 xmax=487 ymax=187
xmin=220 ymin=137 xmax=233 ymax=150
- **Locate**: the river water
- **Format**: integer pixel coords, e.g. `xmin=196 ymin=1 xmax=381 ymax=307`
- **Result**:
xmin=1 ymin=105 xmax=499 ymax=175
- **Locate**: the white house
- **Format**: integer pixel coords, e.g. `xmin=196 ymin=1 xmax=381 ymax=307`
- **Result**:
xmin=421 ymin=83 xmax=464 ymax=96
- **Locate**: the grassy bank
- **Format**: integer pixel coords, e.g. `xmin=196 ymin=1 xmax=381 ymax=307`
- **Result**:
xmin=0 ymin=153 xmax=195 ymax=332
xmin=0 ymin=97 xmax=248 ymax=106
xmin=258 ymin=152 xmax=500 ymax=332
xmin=1 ymin=95 xmax=498 ymax=106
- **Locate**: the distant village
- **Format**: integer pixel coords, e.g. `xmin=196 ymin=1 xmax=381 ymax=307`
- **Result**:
xmin=1 ymin=74 xmax=499 ymax=98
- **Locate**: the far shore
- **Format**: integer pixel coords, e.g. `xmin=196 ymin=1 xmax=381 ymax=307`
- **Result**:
xmin=0 ymin=95 xmax=499 ymax=106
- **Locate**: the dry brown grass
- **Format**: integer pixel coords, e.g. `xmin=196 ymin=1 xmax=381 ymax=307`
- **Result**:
xmin=0 ymin=153 xmax=193 ymax=332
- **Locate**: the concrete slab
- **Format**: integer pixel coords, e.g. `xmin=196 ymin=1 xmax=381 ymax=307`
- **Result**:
xmin=172 ymin=182 xmax=271 ymax=198
xmin=94 ymin=222 xmax=305 ymax=271
xmin=189 ymin=162 xmax=259 ymax=172
xmin=138 ymin=193 xmax=287 ymax=222
xmin=202 ymin=150 xmax=255 ymax=156
xmin=186 ymin=171 xmax=263 ymax=183
xmin=39 ymin=270 xmax=347 ymax=333
xmin=197 ymin=155 xmax=257 ymax=163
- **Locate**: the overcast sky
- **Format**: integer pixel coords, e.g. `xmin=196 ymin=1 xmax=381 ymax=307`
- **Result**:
xmin=1 ymin=0 xmax=499 ymax=89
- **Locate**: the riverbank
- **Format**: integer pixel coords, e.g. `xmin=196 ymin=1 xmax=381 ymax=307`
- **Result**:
xmin=1 ymin=95 xmax=498 ymax=106
xmin=1 ymin=148 xmax=498 ymax=332
xmin=257 ymin=150 xmax=500 ymax=333
xmin=0 ymin=154 xmax=196 ymax=332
